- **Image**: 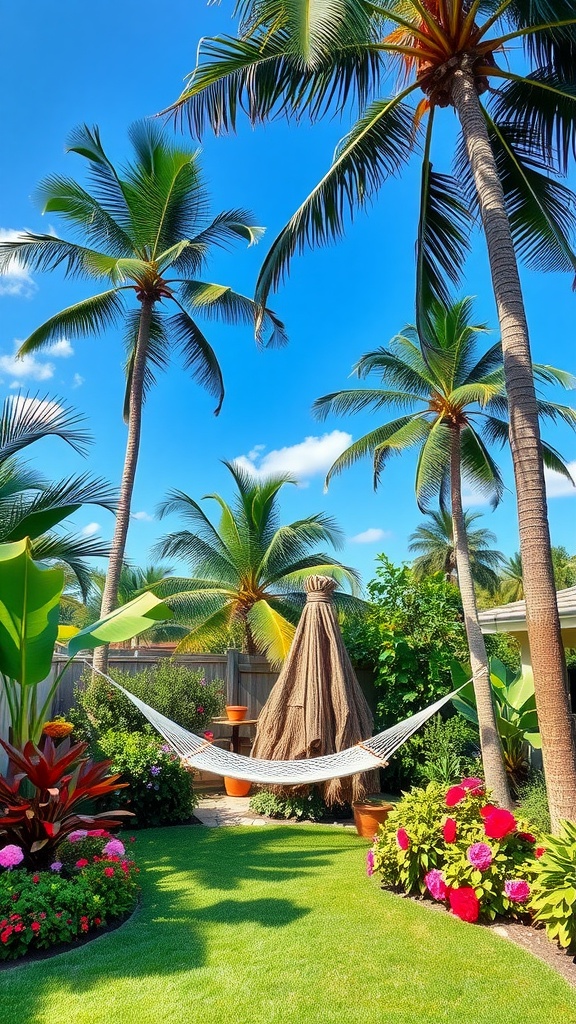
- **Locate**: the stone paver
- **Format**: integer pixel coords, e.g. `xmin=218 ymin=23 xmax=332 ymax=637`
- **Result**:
xmin=194 ymin=790 xmax=356 ymax=829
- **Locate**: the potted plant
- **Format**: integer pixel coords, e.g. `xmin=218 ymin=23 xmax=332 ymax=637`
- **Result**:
xmin=353 ymin=796 xmax=395 ymax=838
xmin=225 ymin=705 xmax=248 ymax=722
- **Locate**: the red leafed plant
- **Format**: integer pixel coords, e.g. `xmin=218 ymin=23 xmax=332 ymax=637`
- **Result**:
xmin=0 ymin=736 xmax=132 ymax=870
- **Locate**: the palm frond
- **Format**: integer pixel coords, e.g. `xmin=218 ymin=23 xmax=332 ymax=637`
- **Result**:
xmin=177 ymin=279 xmax=287 ymax=347
xmin=122 ymin=308 xmax=171 ymax=422
xmin=489 ymin=67 xmax=576 ymax=173
xmin=34 ymin=175 xmax=135 ymax=255
xmin=30 ymin=531 xmax=110 ymax=600
xmin=17 ymin=290 xmax=126 ymax=356
xmin=460 ymin=425 xmax=505 ymax=509
xmin=0 ymin=393 xmax=90 ymax=460
xmin=166 ymin=305 xmax=224 ymax=414
xmin=312 ymin=386 xmax=425 ymax=420
xmin=413 ymin=418 xmax=452 ymax=510
xmin=246 ymin=598 xmax=296 ymax=666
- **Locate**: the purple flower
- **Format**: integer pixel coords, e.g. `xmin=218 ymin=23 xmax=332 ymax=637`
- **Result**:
xmin=505 ymin=879 xmax=531 ymax=903
xmin=68 ymin=829 xmax=88 ymax=843
xmin=199 ymin=678 xmax=206 ymax=687
xmin=160 ymin=744 xmax=171 ymax=753
xmin=103 ymin=839 xmax=125 ymax=858
xmin=467 ymin=842 xmax=493 ymax=871
xmin=150 ymin=765 xmax=161 ymax=776
xmin=0 ymin=844 xmax=24 ymax=869
xmin=424 ymin=869 xmax=447 ymax=901
xmin=366 ymin=850 xmax=375 ymax=877
xmin=50 ymin=861 xmax=63 ymax=872
xmin=146 ymin=782 xmax=153 ymax=789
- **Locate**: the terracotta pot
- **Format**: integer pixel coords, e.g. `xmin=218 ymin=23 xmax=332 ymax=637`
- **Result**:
xmin=352 ymin=799 xmax=394 ymax=839
xmin=224 ymin=776 xmax=252 ymax=797
xmin=226 ymin=705 xmax=248 ymax=722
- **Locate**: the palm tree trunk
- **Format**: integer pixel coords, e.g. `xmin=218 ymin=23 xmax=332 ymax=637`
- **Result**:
xmin=92 ymin=297 xmax=153 ymax=675
xmin=450 ymin=64 xmax=576 ymax=830
xmin=450 ymin=427 xmax=511 ymax=809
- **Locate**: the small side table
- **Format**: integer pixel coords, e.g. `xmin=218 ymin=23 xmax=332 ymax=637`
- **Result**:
xmin=211 ymin=717 xmax=259 ymax=755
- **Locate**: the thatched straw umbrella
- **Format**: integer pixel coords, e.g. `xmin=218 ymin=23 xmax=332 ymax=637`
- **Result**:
xmin=251 ymin=575 xmax=378 ymax=805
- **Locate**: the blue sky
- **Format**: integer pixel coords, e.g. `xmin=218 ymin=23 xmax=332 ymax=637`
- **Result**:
xmin=0 ymin=1 xmax=575 ymax=589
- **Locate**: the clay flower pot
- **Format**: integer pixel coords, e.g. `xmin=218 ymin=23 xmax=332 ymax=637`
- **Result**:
xmin=226 ymin=705 xmax=248 ymax=722
xmin=353 ymin=798 xmax=394 ymax=839
xmin=224 ymin=776 xmax=252 ymax=797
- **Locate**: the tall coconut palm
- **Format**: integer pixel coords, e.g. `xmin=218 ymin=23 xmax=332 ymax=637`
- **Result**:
xmin=0 ymin=122 xmax=286 ymax=672
xmin=84 ymin=563 xmax=185 ymax=644
xmin=152 ymin=461 xmax=362 ymax=666
xmin=409 ymin=509 xmax=504 ymax=594
xmin=314 ymin=298 xmax=576 ymax=807
xmin=170 ymin=0 xmax=576 ymax=827
xmin=500 ymin=552 xmax=525 ymax=603
xmin=0 ymin=392 xmax=115 ymax=597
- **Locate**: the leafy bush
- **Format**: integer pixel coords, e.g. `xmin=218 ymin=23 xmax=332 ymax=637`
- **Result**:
xmin=370 ymin=779 xmax=539 ymax=922
xmin=69 ymin=661 xmax=226 ymax=744
xmin=0 ymin=736 xmax=129 ymax=870
xmin=95 ymin=731 xmax=197 ymax=828
xmin=249 ymin=788 xmax=344 ymax=822
xmin=530 ymin=820 xmax=576 ymax=951
xmin=517 ymin=773 xmax=551 ymax=833
xmin=386 ymin=714 xmax=480 ymax=791
xmin=0 ymin=850 xmax=139 ymax=961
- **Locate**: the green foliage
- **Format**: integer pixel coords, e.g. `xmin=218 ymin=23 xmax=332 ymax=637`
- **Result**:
xmin=530 ymin=820 xmax=576 ymax=951
xmin=69 ymin=661 xmax=226 ymax=744
xmin=371 ymin=780 xmax=539 ymax=922
xmin=483 ymin=632 xmax=521 ymax=674
xmin=342 ymin=556 xmax=468 ymax=730
xmin=0 ymin=856 xmax=139 ymax=961
xmin=390 ymin=714 xmax=481 ymax=792
xmin=518 ymin=773 xmax=551 ymax=834
xmin=95 ymin=731 xmax=196 ymax=829
xmin=249 ymin=787 xmax=337 ymax=822
xmin=409 ymin=509 xmax=504 ymax=594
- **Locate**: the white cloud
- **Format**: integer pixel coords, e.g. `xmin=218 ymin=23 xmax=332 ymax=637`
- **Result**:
xmin=350 ymin=527 xmax=391 ymax=544
xmin=81 ymin=522 xmax=100 ymax=537
xmin=0 ymin=229 xmax=35 ymax=298
xmin=72 ymin=373 xmax=84 ymax=388
xmin=50 ymin=338 xmax=74 ymax=358
xmin=545 ymin=460 xmax=576 ymax=498
xmin=233 ymin=430 xmax=353 ymax=483
xmin=0 ymin=337 xmax=74 ymax=384
xmin=462 ymin=488 xmax=492 ymax=508
xmin=132 ymin=511 xmax=154 ymax=522
xmin=9 ymin=394 xmax=65 ymax=422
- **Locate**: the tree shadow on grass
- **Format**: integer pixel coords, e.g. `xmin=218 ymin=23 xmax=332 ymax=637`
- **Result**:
xmin=0 ymin=825 xmax=359 ymax=1024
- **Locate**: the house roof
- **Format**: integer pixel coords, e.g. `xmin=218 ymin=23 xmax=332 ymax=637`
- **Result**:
xmin=479 ymin=586 xmax=576 ymax=633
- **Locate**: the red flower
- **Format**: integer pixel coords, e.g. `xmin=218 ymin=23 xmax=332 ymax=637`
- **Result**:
xmin=87 ymin=829 xmax=110 ymax=838
xmin=448 ymin=887 xmax=480 ymax=923
xmin=39 ymin=912 xmax=46 ymax=919
xmin=31 ymin=922 xmax=41 ymax=932
xmin=396 ymin=828 xmax=410 ymax=850
xmin=204 ymin=731 xmax=214 ymax=741
xmin=75 ymin=858 xmax=89 ymax=868
xmin=442 ymin=818 xmax=457 ymax=843
xmin=32 ymin=874 xmax=40 ymax=884
xmin=81 ymin=923 xmax=89 ymax=932
xmin=94 ymin=917 xmax=102 ymax=926
xmin=460 ymin=777 xmax=484 ymax=794
xmin=445 ymin=786 xmax=467 ymax=807
xmin=535 ymin=846 xmax=546 ymax=858
xmin=482 ymin=807 xmax=517 ymax=840
xmin=1 ymin=928 xmax=13 ymax=942
xmin=480 ymin=804 xmax=496 ymax=818
xmin=517 ymin=832 xmax=536 ymax=843
xmin=14 ymin=923 xmax=24 ymax=933
xmin=104 ymin=867 xmax=115 ymax=878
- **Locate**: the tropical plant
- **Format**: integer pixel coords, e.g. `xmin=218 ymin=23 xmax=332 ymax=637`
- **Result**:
xmin=0 ymin=392 xmax=115 ymax=597
xmin=172 ymin=0 xmax=576 ymax=830
xmin=0 ymin=735 xmax=130 ymax=870
xmin=315 ymin=299 xmax=576 ymax=806
xmin=83 ymin=563 xmax=186 ymax=643
xmin=530 ymin=820 xmax=576 ymax=952
xmin=153 ymin=460 xmax=361 ymax=665
xmin=0 ymin=122 xmax=286 ymax=674
xmin=500 ymin=552 xmax=525 ymax=603
xmin=409 ymin=509 xmax=503 ymax=594
xmin=453 ymin=658 xmax=540 ymax=795
xmin=0 ymin=538 xmax=172 ymax=747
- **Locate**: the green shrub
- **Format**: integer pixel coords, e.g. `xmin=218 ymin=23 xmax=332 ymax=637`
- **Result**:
xmin=370 ymin=779 xmax=539 ymax=922
xmin=249 ymin=788 xmax=340 ymax=822
xmin=530 ymin=820 xmax=576 ymax=951
xmin=517 ymin=773 xmax=551 ymax=833
xmin=69 ymin=661 xmax=226 ymax=744
xmin=387 ymin=715 xmax=481 ymax=791
xmin=96 ymin=731 xmax=197 ymax=828
xmin=0 ymin=854 xmax=139 ymax=961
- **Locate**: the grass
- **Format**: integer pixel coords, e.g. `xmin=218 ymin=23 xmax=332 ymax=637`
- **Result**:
xmin=1 ymin=824 xmax=575 ymax=1023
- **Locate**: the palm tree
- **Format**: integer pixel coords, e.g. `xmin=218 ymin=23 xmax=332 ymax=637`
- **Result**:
xmin=314 ymin=298 xmax=576 ymax=807
xmin=409 ymin=509 xmax=503 ymax=594
xmin=170 ymin=0 xmax=576 ymax=827
xmin=500 ymin=553 xmax=525 ymax=603
xmin=0 ymin=392 xmax=115 ymax=597
xmin=0 ymin=122 xmax=286 ymax=672
xmin=83 ymin=563 xmax=185 ymax=644
xmin=152 ymin=461 xmax=362 ymax=666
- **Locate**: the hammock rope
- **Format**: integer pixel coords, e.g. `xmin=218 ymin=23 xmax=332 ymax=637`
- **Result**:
xmin=83 ymin=660 xmax=467 ymax=786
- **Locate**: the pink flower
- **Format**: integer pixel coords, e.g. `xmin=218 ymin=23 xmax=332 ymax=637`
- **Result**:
xmin=68 ymin=829 xmax=88 ymax=843
xmin=460 ymin=777 xmax=484 ymax=795
xmin=366 ymin=850 xmax=375 ymax=877
xmin=443 ymin=818 xmax=457 ymax=843
xmin=482 ymin=807 xmax=517 ymax=840
xmin=396 ymin=828 xmax=410 ymax=850
xmin=448 ymin=887 xmax=480 ymax=923
xmin=75 ymin=858 xmax=89 ymax=868
xmin=424 ymin=869 xmax=447 ymax=901
xmin=0 ymin=844 xmax=24 ymax=869
xmin=467 ymin=842 xmax=493 ymax=871
xmin=103 ymin=839 xmax=125 ymax=858
xmin=505 ymin=879 xmax=531 ymax=903
xmin=445 ymin=786 xmax=467 ymax=807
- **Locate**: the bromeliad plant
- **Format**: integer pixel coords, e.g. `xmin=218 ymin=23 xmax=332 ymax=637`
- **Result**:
xmin=0 ymin=734 xmax=130 ymax=871
xmin=0 ymin=538 xmax=172 ymax=748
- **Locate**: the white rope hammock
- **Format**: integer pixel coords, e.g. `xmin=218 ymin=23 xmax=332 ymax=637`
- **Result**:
xmin=87 ymin=662 xmax=465 ymax=785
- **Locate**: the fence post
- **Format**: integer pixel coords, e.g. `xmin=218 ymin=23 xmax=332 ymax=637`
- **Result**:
xmin=226 ymin=648 xmax=240 ymax=705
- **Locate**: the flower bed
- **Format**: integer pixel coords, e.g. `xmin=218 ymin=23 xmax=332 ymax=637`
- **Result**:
xmin=0 ymin=831 xmax=139 ymax=962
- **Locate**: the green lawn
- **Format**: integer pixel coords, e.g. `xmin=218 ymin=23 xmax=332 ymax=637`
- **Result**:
xmin=1 ymin=825 xmax=574 ymax=1024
